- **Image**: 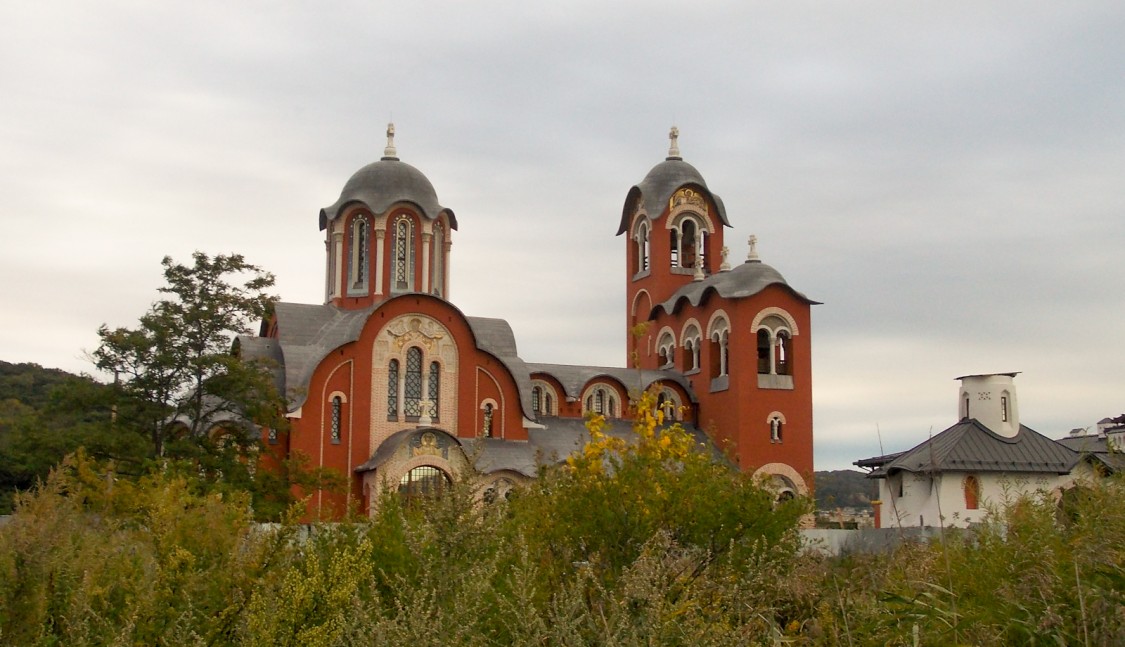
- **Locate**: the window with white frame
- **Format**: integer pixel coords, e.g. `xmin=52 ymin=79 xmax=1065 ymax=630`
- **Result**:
xmin=656 ymin=330 xmax=676 ymax=369
xmin=634 ymin=220 xmax=649 ymax=274
xmin=531 ymin=380 xmax=558 ymax=417
xmin=349 ymin=215 xmax=370 ymax=293
xmin=330 ymin=395 xmax=343 ymax=443
xmin=583 ymin=385 xmax=619 ymax=418
xmin=682 ymin=323 xmax=702 ymax=372
xmin=708 ymin=317 xmax=730 ymax=379
xmin=755 ymin=314 xmax=793 ymax=376
xmin=392 ymin=215 xmax=415 ymax=292
xmin=669 ymin=215 xmax=707 ymax=271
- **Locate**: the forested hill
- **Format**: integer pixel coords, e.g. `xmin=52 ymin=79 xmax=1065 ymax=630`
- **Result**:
xmin=813 ymin=469 xmax=877 ymax=510
xmin=0 ymin=361 xmax=84 ymax=410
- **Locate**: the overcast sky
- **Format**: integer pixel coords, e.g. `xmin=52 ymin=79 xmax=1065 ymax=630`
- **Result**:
xmin=2 ymin=2 xmax=1122 ymax=470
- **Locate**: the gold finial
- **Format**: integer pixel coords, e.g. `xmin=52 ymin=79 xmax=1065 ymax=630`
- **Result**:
xmin=383 ymin=122 xmax=397 ymax=159
xmin=667 ymin=126 xmax=680 ymax=159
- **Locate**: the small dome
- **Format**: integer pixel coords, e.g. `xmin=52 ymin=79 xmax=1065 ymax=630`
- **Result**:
xmin=319 ymin=157 xmax=457 ymax=231
xmin=617 ymin=157 xmax=730 ymax=235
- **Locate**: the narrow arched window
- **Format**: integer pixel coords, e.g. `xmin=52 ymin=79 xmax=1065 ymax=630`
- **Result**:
xmin=595 ymin=389 xmax=605 ymax=415
xmin=776 ymin=331 xmax=792 ymax=376
xmin=387 ymin=359 xmax=399 ymax=420
xmin=544 ymin=393 xmax=553 ymax=416
xmin=404 ymin=347 xmax=423 ymax=419
xmin=681 ymin=219 xmax=697 ymax=268
xmin=635 ymin=221 xmax=649 ymax=273
xmin=757 ymin=329 xmax=772 ymax=374
xmin=532 ymin=386 xmax=542 ymax=415
xmin=428 ymin=361 xmax=440 ymax=421
xmin=483 ymin=403 xmax=494 ymax=437
xmin=330 ymin=396 xmax=342 ymax=443
xmin=349 ymin=216 xmax=370 ymax=291
xmin=432 ymin=222 xmax=444 ymax=296
xmin=393 ymin=216 xmax=415 ymax=291
xmin=964 ymin=475 xmax=980 ymax=510
xmin=770 ymin=416 xmax=783 ymax=443
xmin=669 ymin=228 xmax=679 ymax=268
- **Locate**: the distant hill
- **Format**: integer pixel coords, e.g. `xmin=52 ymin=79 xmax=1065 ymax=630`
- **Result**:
xmin=0 ymin=361 xmax=83 ymax=410
xmin=813 ymin=469 xmax=876 ymax=510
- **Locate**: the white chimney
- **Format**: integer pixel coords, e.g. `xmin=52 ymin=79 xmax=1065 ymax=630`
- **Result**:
xmin=956 ymin=373 xmax=1020 ymax=438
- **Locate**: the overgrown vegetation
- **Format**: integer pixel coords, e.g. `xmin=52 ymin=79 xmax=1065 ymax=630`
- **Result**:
xmin=4 ymin=389 xmax=1124 ymax=644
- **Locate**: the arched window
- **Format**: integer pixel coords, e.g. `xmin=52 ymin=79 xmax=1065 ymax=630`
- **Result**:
xmin=681 ymin=219 xmax=697 ymax=268
xmin=963 ymin=394 xmax=971 ymax=419
xmin=775 ymin=331 xmax=792 ymax=376
xmin=387 ymin=359 xmax=399 ymax=420
xmin=754 ymin=313 xmax=795 ymax=377
xmin=432 ymin=222 xmax=444 ymax=296
xmin=583 ymin=386 xmax=618 ymax=418
xmin=330 ymin=396 xmax=342 ymax=443
xmin=770 ymin=415 xmax=784 ymax=443
xmin=349 ymin=216 xmax=369 ymax=292
xmin=393 ymin=215 xmax=415 ymax=292
xmin=657 ymin=331 xmax=676 ymax=369
xmin=757 ymin=329 xmax=772 ymax=375
xmin=482 ymin=403 xmax=494 ymax=437
xmin=669 ymin=228 xmax=679 ymax=268
xmin=635 ymin=221 xmax=649 ymax=273
xmin=708 ymin=317 xmax=730 ymax=380
xmin=428 ymin=361 xmax=440 ymax=421
xmin=404 ymin=347 xmax=423 ymax=420
xmin=399 ymin=465 xmax=449 ymax=504
xmin=544 ymin=393 xmax=553 ymax=416
xmin=964 ymin=475 xmax=981 ymax=510
xmin=682 ymin=324 xmax=702 ymax=372
xmin=532 ymin=386 xmax=542 ymax=415
xmin=656 ymin=389 xmax=681 ymax=422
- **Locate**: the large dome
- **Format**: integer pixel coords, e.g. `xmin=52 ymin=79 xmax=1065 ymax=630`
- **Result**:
xmin=319 ymin=155 xmax=457 ymax=231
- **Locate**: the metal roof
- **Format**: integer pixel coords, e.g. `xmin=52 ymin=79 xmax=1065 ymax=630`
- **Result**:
xmin=616 ymin=157 xmax=730 ymax=236
xmin=525 ymin=363 xmax=696 ymax=402
xmin=856 ymin=419 xmax=1079 ymax=477
xmin=318 ymin=157 xmax=457 ymax=230
xmin=651 ymin=259 xmax=819 ymax=318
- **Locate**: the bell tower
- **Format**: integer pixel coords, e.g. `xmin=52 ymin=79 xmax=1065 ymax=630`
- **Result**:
xmin=617 ymin=128 xmax=730 ymax=364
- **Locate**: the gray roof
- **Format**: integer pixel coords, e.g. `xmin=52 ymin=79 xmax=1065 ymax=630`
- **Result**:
xmin=857 ymin=419 xmax=1079 ymax=477
xmin=651 ymin=259 xmax=819 ymax=318
xmin=318 ymin=157 xmax=458 ymax=230
xmin=616 ymin=157 xmax=730 ymax=236
xmin=1056 ymin=434 xmax=1125 ymax=474
xmin=238 ymin=298 xmax=536 ymax=416
xmin=465 ymin=316 xmax=534 ymax=418
xmin=525 ymin=363 xmax=697 ymax=402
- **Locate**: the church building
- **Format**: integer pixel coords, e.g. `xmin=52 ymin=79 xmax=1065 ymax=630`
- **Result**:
xmin=238 ymin=126 xmax=818 ymax=518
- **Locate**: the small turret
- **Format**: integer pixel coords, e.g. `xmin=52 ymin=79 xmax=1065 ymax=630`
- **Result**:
xmin=957 ymin=372 xmax=1020 ymax=437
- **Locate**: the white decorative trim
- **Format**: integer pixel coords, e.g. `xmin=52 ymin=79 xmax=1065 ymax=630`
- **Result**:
xmin=752 ymin=463 xmax=809 ymax=496
xmin=751 ymin=307 xmax=799 ymax=336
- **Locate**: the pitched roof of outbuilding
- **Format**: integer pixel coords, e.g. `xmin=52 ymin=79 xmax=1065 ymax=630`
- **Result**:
xmin=651 ymin=260 xmax=819 ymax=317
xmin=857 ymin=419 xmax=1079 ymax=477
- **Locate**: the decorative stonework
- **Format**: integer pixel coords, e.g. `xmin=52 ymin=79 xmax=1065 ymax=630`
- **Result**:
xmin=411 ymin=430 xmax=447 ymax=459
xmin=386 ymin=316 xmax=446 ymax=351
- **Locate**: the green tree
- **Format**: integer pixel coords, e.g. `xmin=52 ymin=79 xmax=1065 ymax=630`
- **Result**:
xmin=93 ymin=252 xmax=282 ymax=456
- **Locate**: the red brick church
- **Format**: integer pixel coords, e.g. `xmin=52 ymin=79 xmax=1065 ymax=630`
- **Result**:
xmin=239 ymin=126 xmax=817 ymax=518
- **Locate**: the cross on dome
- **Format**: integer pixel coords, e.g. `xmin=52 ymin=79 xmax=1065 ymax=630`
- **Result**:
xmin=383 ymin=122 xmax=397 ymax=159
xmin=667 ymin=126 xmax=681 ymax=159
